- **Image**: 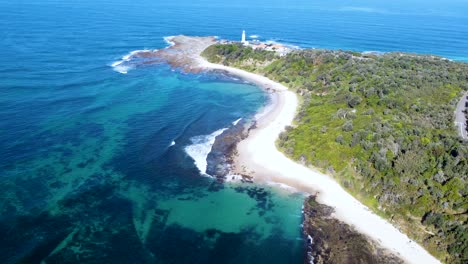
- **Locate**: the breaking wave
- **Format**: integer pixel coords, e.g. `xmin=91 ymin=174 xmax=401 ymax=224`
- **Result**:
xmin=185 ymin=128 xmax=227 ymax=175
xmin=362 ymin=50 xmax=386 ymax=56
xmin=232 ymin=118 xmax=242 ymax=126
xmin=265 ymin=39 xmax=301 ymax=50
xmin=110 ymin=36 xmax=180 ymax=74
xmin=163 ymin=36 xmax=176 ymax=47
xmin=110 ymin=49 xmax=153 ymax=74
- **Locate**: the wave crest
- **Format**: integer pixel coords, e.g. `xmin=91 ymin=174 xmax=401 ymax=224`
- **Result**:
xmin=185 ymin=128 xmax=227 ymax=175
xmin=110 ymin=49 xmax=153 ymax=74
xmin=110 ymin=49 xmax=162 ymax=74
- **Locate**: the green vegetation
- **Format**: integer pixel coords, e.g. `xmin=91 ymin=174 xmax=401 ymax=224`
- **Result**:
xmin=202 ymin=44 xmax=468 ymax=263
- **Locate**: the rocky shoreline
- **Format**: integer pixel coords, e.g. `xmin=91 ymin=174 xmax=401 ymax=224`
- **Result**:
xmin=207 ymin=122 xmax=407 ymax=264
xmin=206 ymin=119 xmax=250 ymax=180
xmin=302 ymin=195 xmax=404 ymax=264
xmin=121 ymin=36 xmax=217 ymax=73
xmin=206 ymin=118 xmax=258 ymax=183
xmin=131 ymin=35 xmax=413 ymax=264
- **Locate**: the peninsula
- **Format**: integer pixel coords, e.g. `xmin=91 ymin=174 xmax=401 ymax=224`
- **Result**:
xmin=127 ymin=35 xmax=467 ymax=264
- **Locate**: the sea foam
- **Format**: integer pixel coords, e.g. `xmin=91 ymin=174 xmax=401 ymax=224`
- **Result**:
xmin=110 ymin=49 xmax=152 ymax=74
xmin=232 ymin=118 xmax=242 ymax=126
xmin=185 ymin=128 xmax=227 ymax=175
xmin=265 ymin=39 xmax=301 ymax=50
xmin=163 ymin=36 xmax=176 ymax=47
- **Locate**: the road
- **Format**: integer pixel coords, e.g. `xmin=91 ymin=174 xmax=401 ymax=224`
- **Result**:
xmin=455 ymin=92 xmax=468 ymax=140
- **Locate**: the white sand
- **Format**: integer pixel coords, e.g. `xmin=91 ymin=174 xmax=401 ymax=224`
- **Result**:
xmin=196 ymin=56 xmax=440 ymax=264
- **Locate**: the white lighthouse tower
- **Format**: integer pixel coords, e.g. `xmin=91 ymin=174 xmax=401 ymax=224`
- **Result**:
xmin=241 ymin=30 xmax=247 ymax=44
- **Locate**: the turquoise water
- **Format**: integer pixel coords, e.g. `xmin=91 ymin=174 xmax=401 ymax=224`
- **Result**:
xmin=1 ymin=0 xmax=467 ymax=263
xmin=1 ymin=61 xmax=305 ymax=262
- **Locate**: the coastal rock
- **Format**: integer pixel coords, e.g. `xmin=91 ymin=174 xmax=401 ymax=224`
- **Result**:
xmin=123 ymin=36 xmax=217 ymax=73
xmin=206 ymin=119 xmax=251 ymax=181
xmin=302 ymin=195 xmax=404 ymax=264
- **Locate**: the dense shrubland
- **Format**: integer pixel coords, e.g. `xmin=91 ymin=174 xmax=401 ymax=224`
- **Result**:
xmin=203 ymin=44 xmax=468 ymax=263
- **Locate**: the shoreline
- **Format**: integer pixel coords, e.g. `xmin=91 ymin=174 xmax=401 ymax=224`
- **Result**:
xmin=302 ymin=195 xmax=405 ymax=264
xmin=152 ymin=36 xmax=441 ymax=264
xmin=197 ymin=42 xmax=440 ymax=264
xmin=201 ymin=62 xmax=441 ymax=264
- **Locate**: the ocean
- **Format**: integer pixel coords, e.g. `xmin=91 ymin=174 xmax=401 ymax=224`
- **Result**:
xmin=1 ymin=0 xmax=467 ymax=263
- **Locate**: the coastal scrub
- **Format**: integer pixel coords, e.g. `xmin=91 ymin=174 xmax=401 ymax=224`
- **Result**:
xmin=202 ymin=43 xmax=468 ymax=263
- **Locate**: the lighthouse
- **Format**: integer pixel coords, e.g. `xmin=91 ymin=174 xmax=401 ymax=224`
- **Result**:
xmin=241 ymin=30 xmax=246 ymax=44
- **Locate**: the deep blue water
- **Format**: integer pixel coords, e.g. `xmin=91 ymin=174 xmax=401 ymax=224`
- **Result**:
xmin=1 ymin=0 xmax=467 ymax=263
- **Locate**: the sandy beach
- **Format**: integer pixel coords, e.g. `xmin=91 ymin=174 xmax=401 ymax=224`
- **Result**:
xmin=156 ymin=36 xmax=441 ymax=264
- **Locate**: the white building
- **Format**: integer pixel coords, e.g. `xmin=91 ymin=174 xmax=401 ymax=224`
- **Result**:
xmin=241 ymin=30 xmax=248 ymax=45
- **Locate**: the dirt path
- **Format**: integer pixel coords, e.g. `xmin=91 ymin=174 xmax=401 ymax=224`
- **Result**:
xmin=455 ymin=92 xmax=468 ymax=140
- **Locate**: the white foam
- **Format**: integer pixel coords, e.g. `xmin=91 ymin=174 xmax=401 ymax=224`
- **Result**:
xmin=170 ymin=141 xmax=176 ymax=146
xmin=225 ymin=174 xmax=244 ymax=182
xmin=266 ymin=181 xmax=299 ymax=193
xmin=250 ymin=35 xmax=260 ymax=39
xmin=111 ymin=60 xmax=130 ymax=74
xmin=362 ymin=50 xmax=385 ymax=56
xmin=254 ymin=95 xmax=277 ymax=121
xmin=265 ymin=39 xmax=301 ymax=50
xmin=232 ymin=118 xmax=242 ymax=126
xmin=110 ymin=49 xmax=152 ymax=74
xmin=163 ymin=36 xmax=176 ymax=47
xmin=124 ymin=49 xmax=152 ymax=60
xmin=185 ymin=128 xmax=227 ymax=175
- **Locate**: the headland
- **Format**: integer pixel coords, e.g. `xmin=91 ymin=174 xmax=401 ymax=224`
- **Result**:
xmin=127 ymin=35 xmax=442 ymax=264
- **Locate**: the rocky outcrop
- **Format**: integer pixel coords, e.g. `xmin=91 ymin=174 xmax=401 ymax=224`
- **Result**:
xmin=206 ymin=119 xmax=248 ymax=179
xmin=206 ymin=119 xmax=257 ymax=182
xmin=125 ymin=36 xmax=217 ymax=73
xmin=303 ymin=195 xmax=404 ymax=264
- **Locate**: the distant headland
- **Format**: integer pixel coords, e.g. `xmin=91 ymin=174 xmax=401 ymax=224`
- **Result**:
xmin=117 ymin=33 xmax=296 ymax=72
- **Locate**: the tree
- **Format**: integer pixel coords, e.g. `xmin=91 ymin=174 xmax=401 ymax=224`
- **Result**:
xmin=347 ymin=94 xmax=362 ymax=108
xmin=342 ymin=120 xmax=353 ymax=132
